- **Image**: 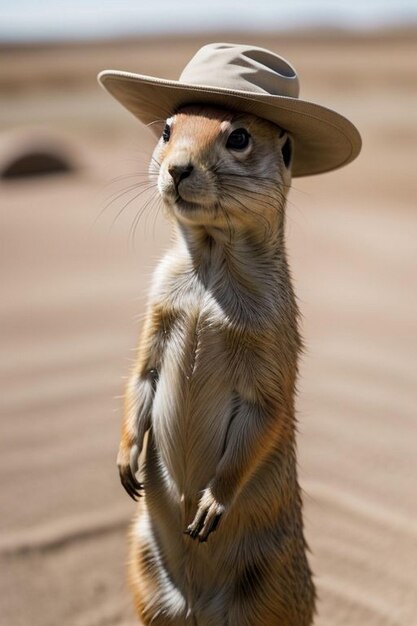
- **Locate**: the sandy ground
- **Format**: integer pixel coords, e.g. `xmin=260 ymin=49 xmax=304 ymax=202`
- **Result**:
xmin=1 ymin=31 xmax=416 ymax=625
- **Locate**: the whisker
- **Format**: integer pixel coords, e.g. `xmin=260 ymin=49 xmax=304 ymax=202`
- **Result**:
xmin=221 ymin=182 xmax=283 ymax=212
xmin=106 ymin=179 xmax=157 ymax=201
xmin=129 ymin=188 xmax=161 ymax=250
xmin=93 ymin=184 xmax=148 ymax=227
xmin=218 ymin=201 xmax=234 ymax=244
xmin=146 ymin=119 xmax=166 ymax=128
xmin=219 ymin=172 xmax=276 ymax=186
xmin=151 ymin=196 xmax=164 ymax=241
xmin=150 ymin=155 xmax=162 ymax=169
xmin=109 ymin=184 xmax=157 ymax=233
xmin=213 ymin=162 xmax=295 ymax=194
xmin=93 ymin=181 xmax=156 ymax=228
xmin=137 ymin=189 xmax=162 ymax=243
xmin=220 ymin=190 xmax=272 ymax=239
xmin=219 ymin=167 xmax=308 ymax=202
xmin=104 ymin=172 xmax=159 ymax=187
xmin=220 ymin=175 xmax=301 ymax=214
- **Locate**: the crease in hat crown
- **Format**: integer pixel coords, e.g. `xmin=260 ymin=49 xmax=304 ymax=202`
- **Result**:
xmin=98 ymin=41 xmax=361 ymax=177
xmin=178 ymin=43 xmax=300 ymax=98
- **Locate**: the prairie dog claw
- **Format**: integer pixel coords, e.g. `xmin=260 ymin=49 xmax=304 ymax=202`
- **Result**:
xmin=185 ymin=488 xmax=225 ymax=542
xmin=118 ymin=443 xmax=142 ymax=500
xmin=118 ymin=465 xmax=143 ymax=500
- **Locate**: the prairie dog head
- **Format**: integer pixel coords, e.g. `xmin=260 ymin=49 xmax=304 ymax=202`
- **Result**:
xmin=152 ymin=106 xmax=292 ymax=234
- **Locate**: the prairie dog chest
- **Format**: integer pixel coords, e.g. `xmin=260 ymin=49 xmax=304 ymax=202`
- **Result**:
xmin=153 ymin=255 xmax=272 ymax=396
xmin=151 ymin=277 xmax=239 ymax=491
xmin=163 ymin=287 xmax=230 ymax=386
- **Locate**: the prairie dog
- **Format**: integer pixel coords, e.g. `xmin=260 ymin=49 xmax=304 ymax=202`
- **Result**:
xmin=118 ymin=105 xmax=316 ymax=625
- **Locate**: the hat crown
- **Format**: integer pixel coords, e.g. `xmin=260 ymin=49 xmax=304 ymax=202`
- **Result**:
xmin=180 ymin=43 xmax=300 ymax=99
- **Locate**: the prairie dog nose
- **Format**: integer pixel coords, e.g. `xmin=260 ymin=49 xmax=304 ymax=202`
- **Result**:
xmin=168 ymin=163 xmax=194 ymax=188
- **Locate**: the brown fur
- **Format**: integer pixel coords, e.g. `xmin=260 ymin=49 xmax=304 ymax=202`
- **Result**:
xmin=117 ymin=106 xmax=316 ymax=625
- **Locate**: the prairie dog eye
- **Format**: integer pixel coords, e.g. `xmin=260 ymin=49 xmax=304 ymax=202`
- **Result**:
xmin=162 ymin=123 xmax=171 ymax=143
xmin=226 ymin=128 xmax=251 ymax=151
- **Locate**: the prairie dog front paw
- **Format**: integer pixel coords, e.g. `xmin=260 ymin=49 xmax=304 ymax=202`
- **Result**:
xmin=185 ymin=487 xmax=226 ymax=542
xmin=117 ymin=443 xmax=143 ymax=501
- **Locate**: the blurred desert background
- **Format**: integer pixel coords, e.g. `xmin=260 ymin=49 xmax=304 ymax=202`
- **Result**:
xmin=1 ymin=4 xmax=417 ymax=625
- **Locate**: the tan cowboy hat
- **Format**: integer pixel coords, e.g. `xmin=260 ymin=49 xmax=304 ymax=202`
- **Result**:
xmin=98 ymin=42 xmax=361 ymax=177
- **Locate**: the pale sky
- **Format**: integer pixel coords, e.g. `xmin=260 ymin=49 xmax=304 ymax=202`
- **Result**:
xmin=1 ymin=0 xmax=416 ymax=41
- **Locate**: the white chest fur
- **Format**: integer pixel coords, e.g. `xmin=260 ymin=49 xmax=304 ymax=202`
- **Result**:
xmin=151 ymin=283 xmax=235 ymax=496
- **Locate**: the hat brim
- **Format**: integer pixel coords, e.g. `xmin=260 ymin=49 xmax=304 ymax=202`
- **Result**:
xmin=98 ymin=70 xmax=361 ymax=178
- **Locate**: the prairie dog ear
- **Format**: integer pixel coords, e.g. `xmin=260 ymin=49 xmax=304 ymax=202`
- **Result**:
xmin=278 ymin=129 xmax=293 ymax=170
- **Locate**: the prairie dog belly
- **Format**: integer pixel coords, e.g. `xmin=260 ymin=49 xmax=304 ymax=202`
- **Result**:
xmin=151 ymin=303 xmax=233 ymax=496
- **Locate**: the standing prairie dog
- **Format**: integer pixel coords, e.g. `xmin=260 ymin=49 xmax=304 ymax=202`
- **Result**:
xmin=117 ymin=105 xmax=316 ymax=625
